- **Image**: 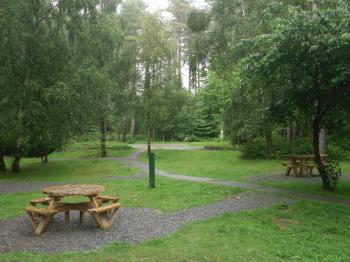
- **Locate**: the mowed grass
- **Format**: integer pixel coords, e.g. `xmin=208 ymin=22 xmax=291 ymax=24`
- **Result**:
xmin=260 ymin=179 xmax=350 ymax=199
xmin=141 ymin=149 xmax=282 ymax=181
xmin=1 ymin=201 xmax=350 ymax=262
xmin=0 ymin=158 xmax=136 ymax=183
xmin=0 ymin=157 xmax=244 ymax=219
xmin=140 ymin=149 xmax=350 ymax=198
xmin=50 ymin=141 xmax=135 ymax=159
xmin=0 ymin=177 xmax=243 ymax=220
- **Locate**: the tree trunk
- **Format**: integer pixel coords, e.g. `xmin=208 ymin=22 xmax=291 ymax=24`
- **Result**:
xmin=41 ymin=147 xmax=49 ymax=165
xmin=188 ymin=67 xmax=192 ymax=92
xmin=100 ymin=118 xmax=107 ymax=158
xmin=197 ymin=61 xmax=200 ymax=89
xmin=292 ymin=121 xmax=299 ymax=140
xmin=177 ymin=30 xmax=182 ymax=88
xmin=0 ymin=148 xmax=6 ymax=172
xmin=122 ymin=116 xmax=128 ymax=142
xmin=319 ymin=128 xmax=326 ymax=154
xmin=11 ymin=137 xmax=21 ymax=172
xmin=130 ymin=116 xmax=136 ymax=139
xmin=265 ymin=128 xmax=273 ymax=157
xmin=312 ymin=100 xmax=330 ymax=190
xmin=220 ymin=128 xmax=224 ymax=141
xmin=240 ymin=0 xmax=246 ymax=19
xmin=286 ymin=127 xmax=292 ymax=142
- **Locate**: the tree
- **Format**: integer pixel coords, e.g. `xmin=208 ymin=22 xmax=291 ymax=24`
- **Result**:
xmin=0 ymin=0 xmax=77 ymax=171
xmin=242 ymin=3 xmax=350 ymax=189
xmin=118 ymin=0 xmax=146 ymax=141
xmin=168 ymin=0 xmax=192 ymax=87
xmin=186 ymin=9 xmax=210 ymax=92
xmin=70 ymin=0 xmax=126 ymax=157
xmin=138 ymin=14 xmax=178 ymax=153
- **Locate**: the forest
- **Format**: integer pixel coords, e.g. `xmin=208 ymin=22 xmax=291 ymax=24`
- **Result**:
xmin=1 ymin=0 xmax=350 ymax=191
xmin=3 ymin=1 xmax=350 ymax=260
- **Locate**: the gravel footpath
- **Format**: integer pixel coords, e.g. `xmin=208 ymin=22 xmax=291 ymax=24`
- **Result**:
xmin=0 ymin=191 xmax=291 ymax=253
xmin=125 ymin=154 xmax=350 ymax=206
xmin=0 ymin=182 xmax=62 ymax=193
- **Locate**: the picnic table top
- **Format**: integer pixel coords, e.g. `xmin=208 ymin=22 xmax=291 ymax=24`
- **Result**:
xmin=43 ymin=184 xmax=105 ymax=197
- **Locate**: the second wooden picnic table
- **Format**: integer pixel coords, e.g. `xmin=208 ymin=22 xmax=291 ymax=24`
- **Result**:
xmin=282 ymin=154 xmax=326 ymax=177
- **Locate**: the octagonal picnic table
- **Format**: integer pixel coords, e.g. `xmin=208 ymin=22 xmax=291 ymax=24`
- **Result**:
xmin=25 ymin=184 xmax=121 ymax=235
xmin=43 ymin=184 xmax=105 ymax=223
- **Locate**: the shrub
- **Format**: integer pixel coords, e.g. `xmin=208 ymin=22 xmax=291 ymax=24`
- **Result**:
xmin=327 ymin=144 xmax=350 ymax=161
xmin=241 ymin=137 xmax=267 ymax=159
xmin=275 ymin=137 xmax=313 ymax=157
xmin=323 ymin=160 xmax=342 ymax=191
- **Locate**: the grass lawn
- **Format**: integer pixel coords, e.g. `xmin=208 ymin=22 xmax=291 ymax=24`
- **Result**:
xmin=0 ymin=158 xmax=244 ymax=220
xmin=187 ymin=140 xmax=234 ymax=149
xmin=140 ymin=149 xmax=350 ymax=198
xmin=0 ymin=159 xmax=136 ymax=183
xmin=260 ymin=179 xmax=350 ymax=199
xmin=141 ymin=149 xmax=282 ymax=181
xmin=2 ymin=143 xmax=350 ymax=261
xmin=49 ymin=141 xmax=135 ymax=159
xmin=1 ymin=201 xmax=349 ymax=262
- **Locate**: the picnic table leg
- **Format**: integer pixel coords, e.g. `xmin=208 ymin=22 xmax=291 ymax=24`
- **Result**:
xmin=26 ymin=197 xmax=58 ymax=236
xmin=34 ymin=214 xmax=54 ymax=235
xmin=292 ymin=160 xmax=298 ymax=176
xmin=79 ymin=211 xmax=84 ymax=224
xmin=285 ymin=166 xmax=292 ymax=176
xmin=88 ymin=195 xmax=101 ymax=226
xmin=298 ymin=160 xmax=302 ymax=176
xmin=300 ymin=159 xmax=309 ymax=177
xmin=90 ymin=195 xmax=100 ymax=208
xmin=64 ymin=211 xmax=70 ymax=224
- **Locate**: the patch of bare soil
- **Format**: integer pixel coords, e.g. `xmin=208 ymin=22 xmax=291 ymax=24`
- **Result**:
xmin=273 ymin=217 xmax=299 ymax=230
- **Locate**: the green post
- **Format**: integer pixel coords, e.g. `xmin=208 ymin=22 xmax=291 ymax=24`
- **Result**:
xmin=149 ymin=152 xmax=155 ymax=188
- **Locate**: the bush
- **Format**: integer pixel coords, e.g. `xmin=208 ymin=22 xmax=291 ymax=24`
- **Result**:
xmin=241 ymin=137 xmax=267 ymax=159
xmin=275 ymin=137 xmax=313 ymax=157
xmin=324 ymin=160 xmax=342 ymax=191
xmin=327 ymin=144 xmax=350 ymax=161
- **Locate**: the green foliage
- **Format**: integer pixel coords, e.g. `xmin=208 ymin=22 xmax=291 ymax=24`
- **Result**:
xmin=187 ymin=10 xmax=210 ymax=33
xmin=275 ymin=138 xmax=313 ymax=156
xmin=241 ymin=137 xmax=267 ymax=159
xmin=327 ymin=144 xmax=350 ymax=161
xmin=324 ymin=160 xmax=342 ymax=191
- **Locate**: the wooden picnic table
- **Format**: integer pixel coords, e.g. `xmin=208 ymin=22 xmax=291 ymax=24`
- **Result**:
xmin=25 ymin=184 xmax=121 ymax=235
xmin=282 ymin=154 xmax=327 ymax=177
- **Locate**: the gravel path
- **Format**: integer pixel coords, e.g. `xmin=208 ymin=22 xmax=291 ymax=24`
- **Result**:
xmin=1 ymin=147 xmax=349 ymax=254
xmin=0 ymin=191 xmax=291 ymax=253
xmin=124 ymin=150 xmax=350 ymax=206
xmin=0 ymin=182 xmax=63 ymax=193
xmin=130 ymin=144 xmax=203 ymax=151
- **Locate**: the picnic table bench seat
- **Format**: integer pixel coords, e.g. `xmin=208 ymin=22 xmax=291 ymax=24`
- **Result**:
xmin=30 ymin=197 xmax=53 ymax=206
xmin=88 ymin=202 xmax=121 ymax=230
xmin=25 ymin=205 xmax=58 ymax=215
xmin=25 ymin=205 xmax=58 ymax=235
xmin=97 ymin=195 xmax=120 ymax=203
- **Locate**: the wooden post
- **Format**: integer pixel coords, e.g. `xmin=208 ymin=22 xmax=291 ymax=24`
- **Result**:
xmin=149 ymin=152 xmax=155 ymax=188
